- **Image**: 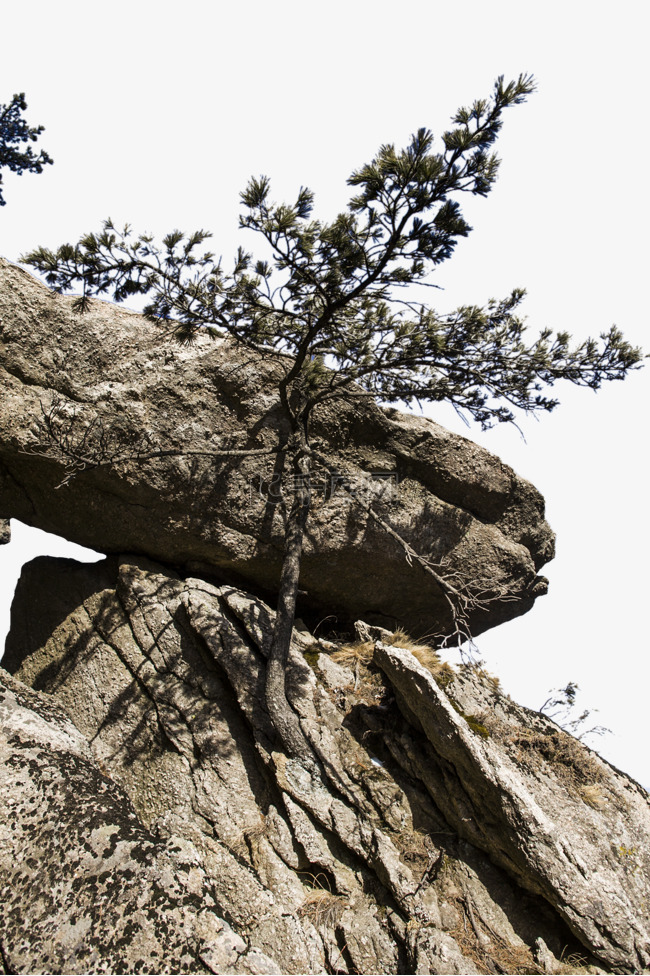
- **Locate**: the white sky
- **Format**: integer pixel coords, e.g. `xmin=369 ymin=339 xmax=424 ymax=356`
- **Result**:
xmin=1 ymin=0 xmax=648 ymax=786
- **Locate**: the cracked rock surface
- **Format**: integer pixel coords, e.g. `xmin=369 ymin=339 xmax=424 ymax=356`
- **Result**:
xmin=0 ymin=256 xmax=553 ymax=637
xmin=0 ymin=668 xmax=280 ymax=975
xmin=2 ymin=554 xmax=649 ymax=974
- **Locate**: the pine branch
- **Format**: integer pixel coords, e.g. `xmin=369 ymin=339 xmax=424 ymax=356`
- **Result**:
xmin=0 ymin=93 xmax=53 ymax=205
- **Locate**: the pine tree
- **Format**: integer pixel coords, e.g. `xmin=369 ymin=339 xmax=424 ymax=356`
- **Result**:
xmin=23 ymin=75 xmax=643 ymax=760
xmin=0 ymin=94 xmax=53 ymax=206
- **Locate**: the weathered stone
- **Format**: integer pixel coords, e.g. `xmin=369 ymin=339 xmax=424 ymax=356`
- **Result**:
xmin=0 ymin=518 xmax=8 ymax=545
xmin=0 ymin=668 xmax=280 ymax=975
xmin=0 ymin=256 xmax=554 ymax=637
xmin=5 ymin=554 xmax=648 ymax=974
xmin=534 ymin=937 xmax=560 ymax=974
xmin=373 ymin=643 xmax=650 ymax=972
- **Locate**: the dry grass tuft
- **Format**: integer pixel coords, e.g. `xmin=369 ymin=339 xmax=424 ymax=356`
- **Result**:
xmin=410 ymin=645 xmax=442 ymax=671
xmin=474 ymin=666 xmax=502 ymax=693
xmin=579 ymin=783 xmax=606 ymax=809
xmin=557 ymin=950 xmax=595 ymax=974
xmin=445 ymin=891 xmax=546 ymax=975
xmin=231 ymin=816 xmax=267 ymax=857
xmin=298 ymin=891 xmax=348 ymax=927
xmin=490 ymin=723 xmax=606 ymax=797
xmin=388 ymin=627 xmax=424 ymax=649
xmin=330 ymin=629 xmax=457 ymax=687
xmin=330 ymin=639 xmax=374 ymax=668
xmin=388 ymin=628 xmax=456 ymax=685
xmin=534 ymin=730 xmax=603 ymax=787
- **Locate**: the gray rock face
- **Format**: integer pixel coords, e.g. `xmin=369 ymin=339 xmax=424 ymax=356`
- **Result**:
xmin=0 ymin=668 xmax=281 ymax=975
xmin=375 ymin=645 xmax=650 ymax=972
xmin=3 ymin=554 xmax=649 ymax=974
xmin=0 ymin=256 xmax=554 ymax=637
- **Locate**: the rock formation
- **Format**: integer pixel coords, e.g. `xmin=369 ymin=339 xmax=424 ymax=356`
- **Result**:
xmin=2 ymin=256 xmax=648 ymax=975
xmin=0 ymin=666 xmax=277 ymax=975
xmin=1 ymin=554 xmax=649 ymax=974
xmin=0 ymin=256 xmax=553 ymax=638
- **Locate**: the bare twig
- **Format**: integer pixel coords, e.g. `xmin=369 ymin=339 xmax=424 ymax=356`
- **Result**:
xmin=312 ymin=448 xmax=519 ymax=645
xmin=27 ymin=395 xmax=285 ymax=487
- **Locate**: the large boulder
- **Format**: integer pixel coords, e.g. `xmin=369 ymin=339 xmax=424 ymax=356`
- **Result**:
xmin=3 ymin=554 xmax=649 ymax=974
xmin=0 ymin=256 xmax=554 ymax=637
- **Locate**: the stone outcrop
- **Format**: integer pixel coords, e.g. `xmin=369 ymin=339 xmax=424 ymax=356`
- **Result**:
xmin=0 ymin=256 xmax=554 ymax=638
xmin=0 ymin=668 xmax=280 ymax=975
xmin=3 ymin=256 xmax=645 ymax=976
xmin=2 ymin=554 xmax=648 ymax=975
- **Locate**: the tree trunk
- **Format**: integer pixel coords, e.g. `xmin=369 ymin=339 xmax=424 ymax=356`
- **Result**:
xmin=264 ymin=416 xmax=314 ymax=760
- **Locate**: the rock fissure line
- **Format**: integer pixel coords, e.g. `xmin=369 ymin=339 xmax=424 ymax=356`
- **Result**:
xmin=182 ymin=595 xmax=274 ymax=753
